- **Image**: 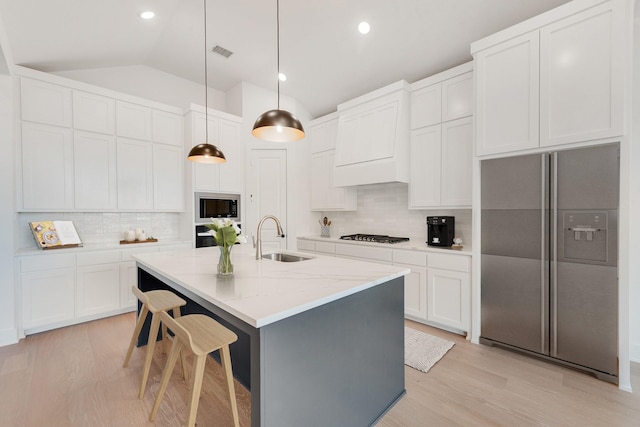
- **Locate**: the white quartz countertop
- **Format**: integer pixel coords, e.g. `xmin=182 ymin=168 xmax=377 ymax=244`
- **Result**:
xmin=133 ymin=244 xmax=410 ymax=328
xmin=298 ymin=235 xmax=472 ymax=255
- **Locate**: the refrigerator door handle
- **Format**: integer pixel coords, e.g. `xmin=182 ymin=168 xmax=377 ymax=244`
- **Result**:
xmin=550 ymin=152 xmax=558 ymax=357
xmin=541 ymin=153 xmax=550 ymax=355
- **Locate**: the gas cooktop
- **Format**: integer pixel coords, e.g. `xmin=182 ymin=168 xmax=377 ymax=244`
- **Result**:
xmin=339 ymin=234 xmax=410 ymax=244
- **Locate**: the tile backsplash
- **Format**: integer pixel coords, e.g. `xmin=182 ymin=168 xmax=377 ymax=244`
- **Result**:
xmin=18 ymin=212 xmax=182 ymax=249
xmin=316 ymin=182 xmax=472 ymax=248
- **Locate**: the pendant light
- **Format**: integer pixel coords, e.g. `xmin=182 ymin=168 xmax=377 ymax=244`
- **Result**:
xmin=188 ymin=0 xmax=226 ymax=164
xmin=252 ymin=0 xmax=305 ymax=142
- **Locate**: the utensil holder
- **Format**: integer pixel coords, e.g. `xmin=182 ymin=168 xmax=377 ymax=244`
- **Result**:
xmin=321 ymin=225 xmax=331 ymax=238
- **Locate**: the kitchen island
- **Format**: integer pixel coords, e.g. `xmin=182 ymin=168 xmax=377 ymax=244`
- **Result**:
xmin=134 ymin=244 xmax=409 ymax=427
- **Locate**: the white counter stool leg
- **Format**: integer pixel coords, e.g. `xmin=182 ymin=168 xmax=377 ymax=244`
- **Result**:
xmin=149 ymin=311 xmax=240 ymax=427
xmin=123 ymin=286 xmax=188 ymax=399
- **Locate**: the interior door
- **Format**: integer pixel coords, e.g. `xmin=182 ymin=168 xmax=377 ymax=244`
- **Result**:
xmin=481 ymin=153 xmax=548 ymax=354
xmin=247 ymin=149 xmax=287 ymax=253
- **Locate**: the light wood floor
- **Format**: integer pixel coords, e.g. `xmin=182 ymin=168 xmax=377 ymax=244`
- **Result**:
xmin=0 ymin=314 xmax=638 ymax=427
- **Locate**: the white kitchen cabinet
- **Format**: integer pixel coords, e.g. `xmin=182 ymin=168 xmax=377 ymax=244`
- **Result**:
xmin=76 ymin=252 xmax=120 ymax=317
xmin=410 ymin=62 xmax=472 ymax=130
xmin=20 ymin=78 xmax=72 ymax=127
xmin=187 ymin=108 xmax=243 ymax=193
xmin=474 ymin=31 xmax=540 ymax=156
xmin=21 ymin=122 xmax=74 ymax=210
xmin=539 ymin=2 xmax=624 ymax=147
xmin=409 ymin=117 xmax=472 ymax=209
xmin=427 ymin=252 xmax=470 ymax=332
xmin=22 ymin=265 xmax=75 ymax=330
xmin=399 ymin=264 xmax=428 ymax=321
xmin=473 ymin=0 xmax=624 ymax=156
xmin=73 ymin=90 xmax=115 ymax=135
xmin=427 ymin=269 xmax=470 ymax=331
xmin=334 ymin=81 xmax=410 ymax=186
xmin=117 ymin=137 xmax=153 ymax=210
xmin=152 ymin=109 xmax=183 ymax=147
xmin=116 ymin=101 xmax=152 ymax=141
xmin=309 ymin=114 xmax=357 ymax=211
xmin=73 ymin=131 xmax=117 ymax=210
xmin=153 ymin=143 xmax=184 ymax=210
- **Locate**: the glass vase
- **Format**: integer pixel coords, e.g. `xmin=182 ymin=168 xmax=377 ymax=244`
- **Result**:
xmin=217 ymin=244 xmax=234 ymax=278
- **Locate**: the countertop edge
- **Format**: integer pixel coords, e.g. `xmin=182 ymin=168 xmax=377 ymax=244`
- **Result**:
xmin=297 ymin=235 xmax=473 ymax=255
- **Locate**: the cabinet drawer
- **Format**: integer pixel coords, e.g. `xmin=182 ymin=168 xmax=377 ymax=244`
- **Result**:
xmin=315 ymin=241 xmax=336 ymax=255
xmin=121 ymin=246 xmax=158 ymax=262
xmin=428 ymin=253 xmax=470 ymax=272
xmin=76 ymin=251 xmax=121 ymax=266
xmin=335 ymin=244 xmax=392 ymax=262
xmin=393 ymin=249 xmax=427 ymax=266
xmin=21 ymin=253 xmax=75 ymax=272
xmin=297 ymin=239 xmax=315 ymax=252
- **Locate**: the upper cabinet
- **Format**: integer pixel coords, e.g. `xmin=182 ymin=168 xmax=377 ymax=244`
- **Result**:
xmin=185 ymin=106 xmax=244 ymax=194
xmin=472 ymin=0 xmax=626 ymax=156
xmin=17 ymin=73 xmax=186 ymax=212
xmin=309 ymin=113 xmax=357 ymax=211
xmin=409 ymin=63 xmax=473 ymax=209
xmin=334 ymin=81 xmax=411 ymax=187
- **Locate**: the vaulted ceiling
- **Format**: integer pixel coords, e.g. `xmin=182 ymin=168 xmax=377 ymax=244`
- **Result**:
xmin=0 ymin=0 xmax=571 ymax=118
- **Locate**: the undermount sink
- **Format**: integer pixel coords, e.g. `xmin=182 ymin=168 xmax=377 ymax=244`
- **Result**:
xmin=262 ymin=252 xmax=313 ymax=262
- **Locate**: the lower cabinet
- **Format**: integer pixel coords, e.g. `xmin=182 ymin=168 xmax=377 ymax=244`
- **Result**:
xmin=427 ymin=268 xmax=470 ymax=331
xmin=22 ymin=267 xmax=75 ymax=330
xmin=76 ymin=252 xmax=120 ymax=317
xmin=396 ymin=263 xmax=428 ymax=321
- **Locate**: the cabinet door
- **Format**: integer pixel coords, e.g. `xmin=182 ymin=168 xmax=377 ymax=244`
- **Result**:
xmin=409 ymin=125 xmax=441 ymax=208
xmin=117 ymin=138 xmax=153 ymax=210
xmin=193 ymin=115 xmax=221 ymax=191
xmin=74 ymin=131 xmax=117 ymax=210
xmin=73 ymin=90 xmax=115 ymax=134
xmin=310 ymin=152 xmax=328 ymax=210
xmin=540 ymin=2 xmax=623 ymax=146
xmin=475 ymin=31 xmax=539 ymax=156
xmin=20 ymin=78 xmax=72 ymax=127
xmin=21 ymin=122 xmax=74 ymax=210
xmin=152 ymin=110 xmax=183 ymax=147
xmin=119 ymin=261 xmax=138 ymax=309
xmin=76 ymin=263 xmax=120 ymax=317
xmin=153 ymin=143 xmax=184 ymax=210
xmin=116 ymin=101 xmax=152 ymax=141
xmin=442 ymin=72 xmax=473 ymax=122
xmin=397 ymin=263 xmax=428 ymax=321
xmin=22 ymin=268 xmax=75 ymax=329
xmin=410 ymin=83 xmax=441 ymax=129
xmin=427 ymin=268 xmax=470 ymax=331
xmin=440 ymin=117 xmax=473 ymax=207
xmin=218 ymin=119 xmax=243 ymax=193
xmin=310 ymin=121 xmax=329 ymax=154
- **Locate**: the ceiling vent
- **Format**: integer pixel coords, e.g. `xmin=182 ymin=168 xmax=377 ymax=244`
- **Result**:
xmin=211 ymin=45 xmax=233 ymax=59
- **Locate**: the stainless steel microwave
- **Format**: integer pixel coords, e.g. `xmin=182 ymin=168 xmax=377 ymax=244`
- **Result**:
xmin=194 ymin=192 xmax=240 ymax=223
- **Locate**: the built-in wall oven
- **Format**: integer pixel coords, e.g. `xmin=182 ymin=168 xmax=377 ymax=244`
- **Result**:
xmin=195 ymin=192 xmax=240 ymax=224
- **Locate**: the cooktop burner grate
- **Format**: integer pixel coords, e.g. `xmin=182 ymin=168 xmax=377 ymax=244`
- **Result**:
xmin=339 ymin=234 xmax=410 ymax=244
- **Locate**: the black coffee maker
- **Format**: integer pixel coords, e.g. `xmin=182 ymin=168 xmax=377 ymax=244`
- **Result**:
xmin=427 ymin=216 xmax=455 ymax=247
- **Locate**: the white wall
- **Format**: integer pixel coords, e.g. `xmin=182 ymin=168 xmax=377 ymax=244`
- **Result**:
xmin=0 ymin=74 xmax=16 ymax=345
xmin=54 ymin=65 xmax=227 ymax=112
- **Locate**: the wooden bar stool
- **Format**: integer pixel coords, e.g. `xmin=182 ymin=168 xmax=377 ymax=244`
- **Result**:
xmin=150 ymin=311 xmax=240 ymax=427
xmin=123 ymin=286 xmax=188 ymax=399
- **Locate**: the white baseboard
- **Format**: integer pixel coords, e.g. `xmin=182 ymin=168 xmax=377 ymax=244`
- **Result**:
xmin=0 ymin=327 xmax=19 ymax=347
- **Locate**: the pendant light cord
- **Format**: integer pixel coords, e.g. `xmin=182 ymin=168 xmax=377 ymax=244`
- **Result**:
xmin=204 ymin=0 xmax=209 ymax=144
xmin=276 ymin=0 xmax=280 ymax=110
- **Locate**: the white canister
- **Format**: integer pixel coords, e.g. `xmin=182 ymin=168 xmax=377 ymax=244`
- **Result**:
xmin=136 ymin=230 xmax=147 ymax=241
xmin=125 ymin=230 xmax=136 ymax=242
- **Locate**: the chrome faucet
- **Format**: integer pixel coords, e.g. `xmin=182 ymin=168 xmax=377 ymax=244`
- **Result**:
xmin=254 ymin=215 xmax=285 ymax=260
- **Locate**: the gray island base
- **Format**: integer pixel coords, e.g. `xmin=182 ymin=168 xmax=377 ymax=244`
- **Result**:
xmin=137 ymin=264 xmax=406 ymax=427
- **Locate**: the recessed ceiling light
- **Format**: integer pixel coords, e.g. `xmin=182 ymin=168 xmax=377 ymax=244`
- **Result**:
xmin=358 ymin=22 xmax=370 ymax=34
xmin=278 ymin=73 xmax=287 ymax=82
xmin=140 ymin=11 xmax=155 ymax=20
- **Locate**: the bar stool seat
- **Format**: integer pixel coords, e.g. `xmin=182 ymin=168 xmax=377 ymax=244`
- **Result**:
xmin=123 ymin=286 xmax=187 ymax=399
xmin=150 ymin=312 xmax=240 ymax=427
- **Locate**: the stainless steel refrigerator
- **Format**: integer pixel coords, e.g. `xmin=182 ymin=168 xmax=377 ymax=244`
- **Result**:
xmin=480 ymin=144 xmax=618 ymax=384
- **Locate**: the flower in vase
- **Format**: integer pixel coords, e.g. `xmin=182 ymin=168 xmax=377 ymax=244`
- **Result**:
xmin=205 ymin=218 xmax=247 ymax=246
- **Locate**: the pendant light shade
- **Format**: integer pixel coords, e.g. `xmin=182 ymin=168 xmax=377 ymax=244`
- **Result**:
xmin=252 ymin=109 xmax=305 ymax=142
xmin=187 ymin=143 xmax=226 ymax=163
xmin=188 ymin=0 xmax=226 ymax=163
xmin=253 ymin=0 xmax=305 ymax=142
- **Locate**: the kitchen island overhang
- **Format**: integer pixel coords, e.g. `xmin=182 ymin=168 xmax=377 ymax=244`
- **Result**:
xmin=134 ymin=245 xmax=409 ymax=427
